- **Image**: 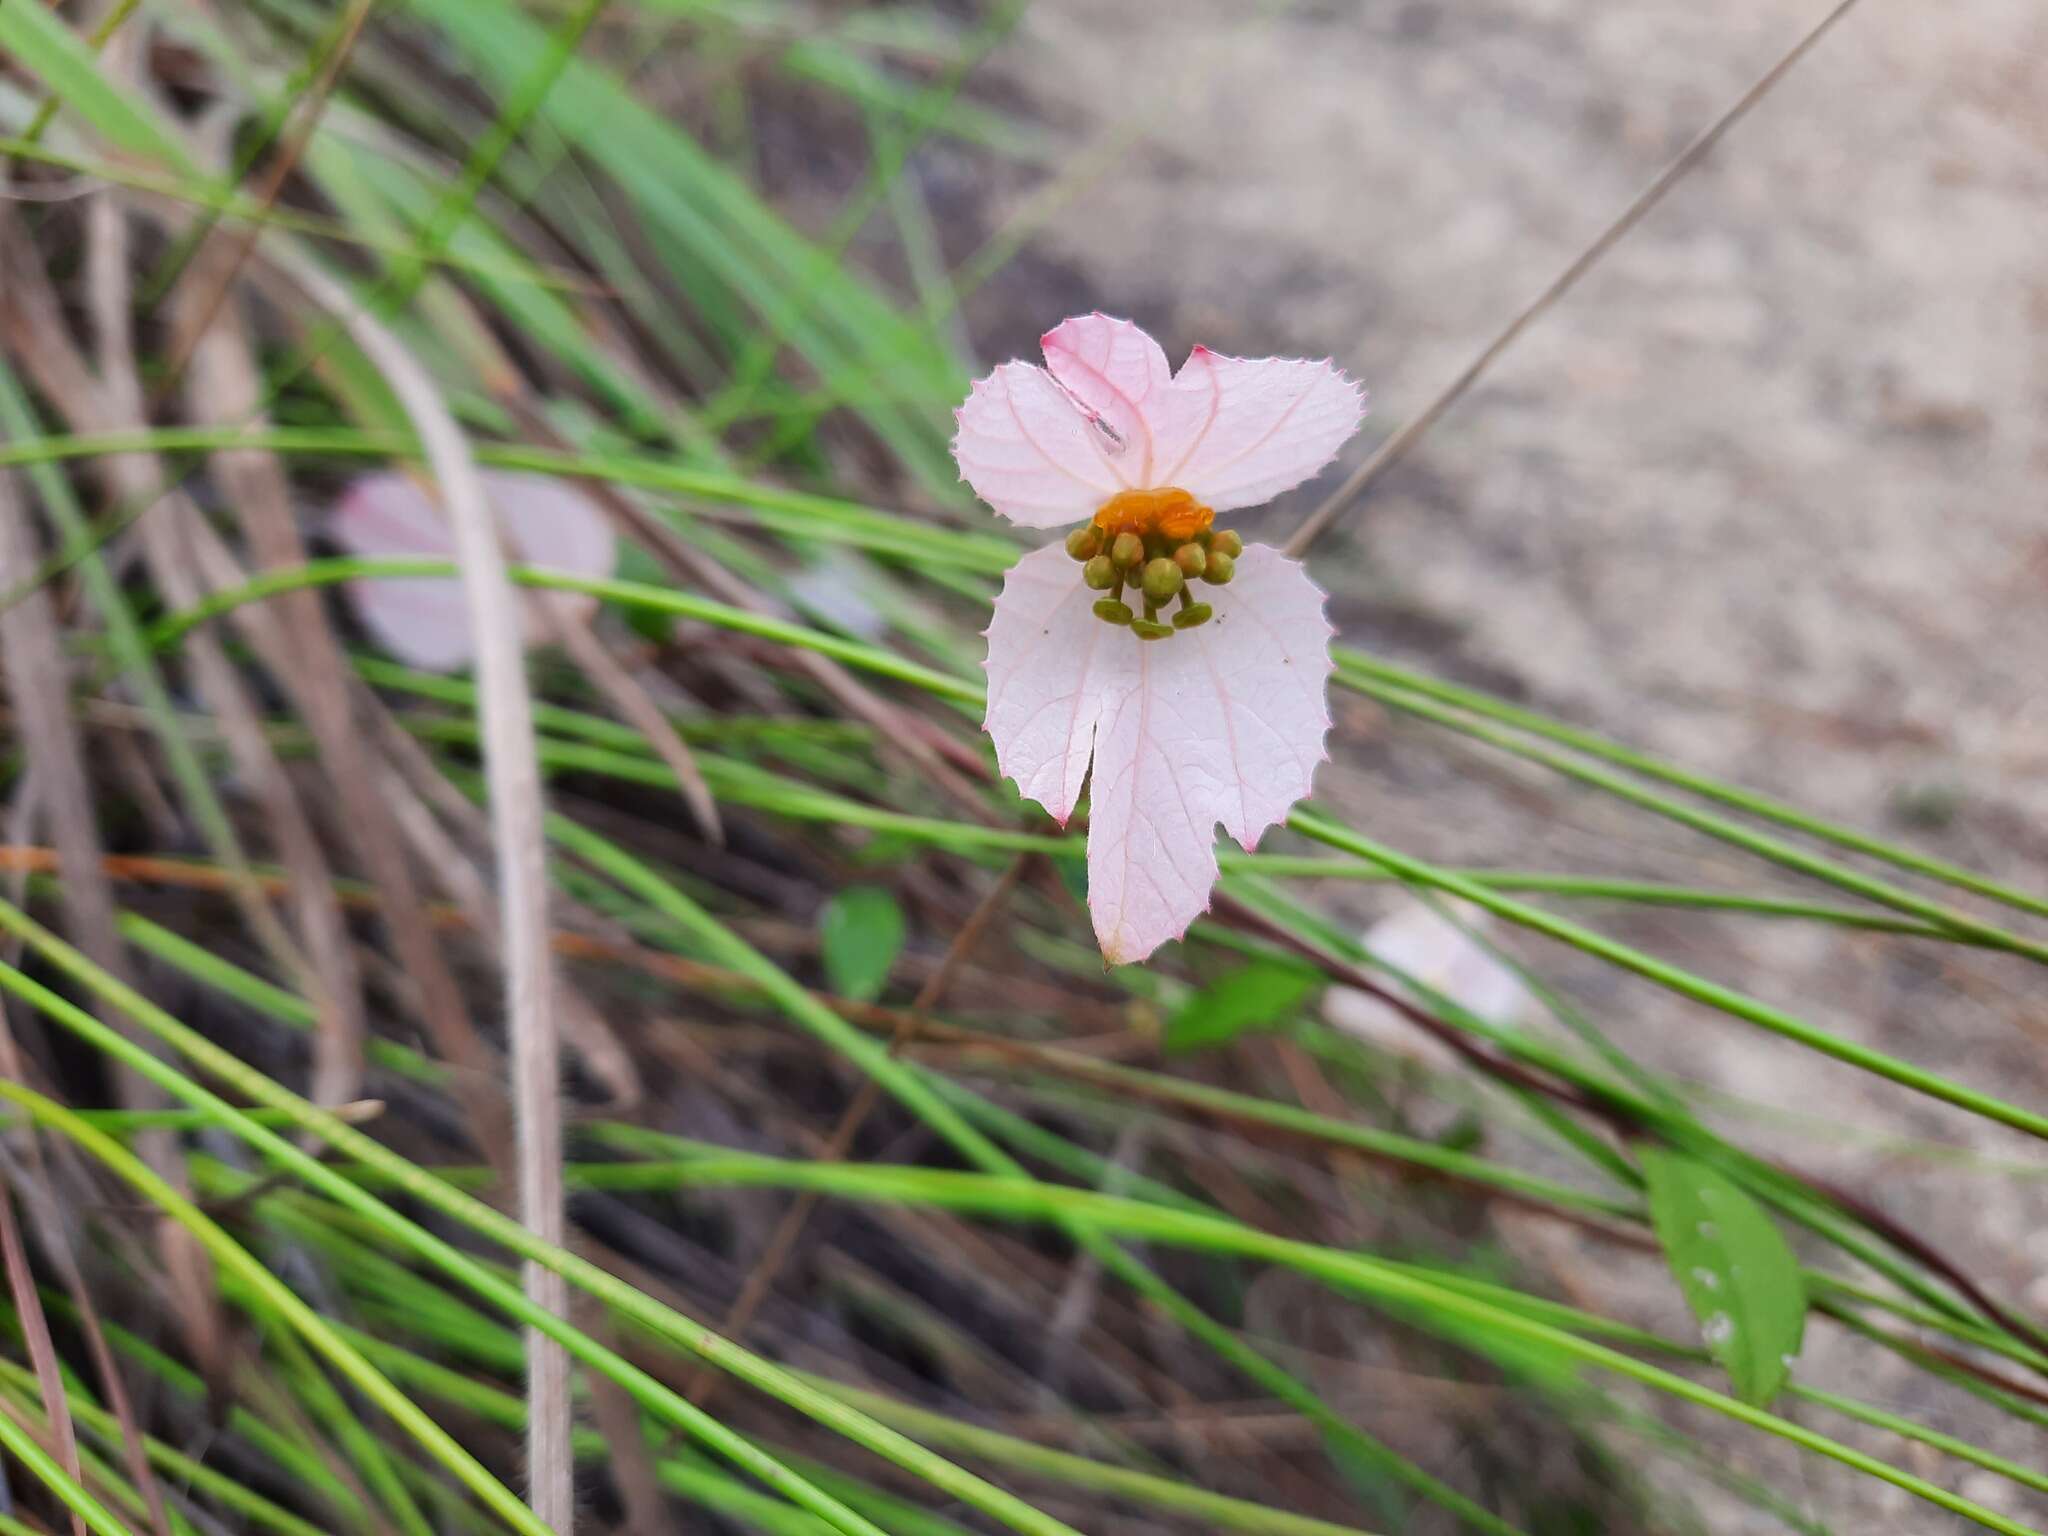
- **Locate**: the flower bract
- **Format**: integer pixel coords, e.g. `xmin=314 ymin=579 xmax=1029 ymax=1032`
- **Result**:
xmin=956 ymin=314 xmax=1365 ymax=962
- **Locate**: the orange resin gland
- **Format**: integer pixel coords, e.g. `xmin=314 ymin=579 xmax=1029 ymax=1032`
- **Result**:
xmin=1090 ymin=487 xmax=1213 ymax=544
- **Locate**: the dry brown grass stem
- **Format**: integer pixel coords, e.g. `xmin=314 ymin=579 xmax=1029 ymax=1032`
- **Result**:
xmin=0 ymin=210 xmax=309 ymax=1002
xmin=263 ymin=248 xmax=574 ymax=1531
xmin=149 ymin=0 xmax=378 ymax=407
xmin=0 ymin=1185 xmax=85 ymax=1536
xmin=688 ymin=855 xmax=1030 ymax=1409
xmin=0 ymin=466 xmax=153 ymax=1536
xmin=545 ymin=607 xmax=725 ymax=846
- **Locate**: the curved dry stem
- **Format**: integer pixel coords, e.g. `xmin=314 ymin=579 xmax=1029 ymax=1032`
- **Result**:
xmin=268 ymin=248 xmax=571 ymax=1531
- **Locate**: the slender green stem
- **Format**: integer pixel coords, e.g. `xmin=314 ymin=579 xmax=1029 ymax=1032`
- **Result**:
xmin=146 ymin=555 xmax=984 ymax=704
xmin=1287 ymin=810 xmax=2048 ymax=1141
xmin=1338 ymin=650 xmax=2048 ymax=922
xmin=946 ymin=1046 xmax=1640 ymax=1219
xmin=491 ymin=1152 xmax=2045 ymax=1535
xmin=1342 ymin=668 xmax=2048 ymax=965
xmin=547 ymin=811 xmax=1529 ymax=1536
xmin=1790 ymin=1383 xmax=2048 ymax=1496
xmin=289 ymin=1246 xmax=1392 ymax=1536
xmin=0 ymin=425 xmax=1017 ymax=576
xmin=0 ymin=904 xmax=1082 ymax=1536
xmin=0 ymin=1080 xmax=550 ymax=1536
xmin=0 ymin=1397 xmax=138 ymax=1536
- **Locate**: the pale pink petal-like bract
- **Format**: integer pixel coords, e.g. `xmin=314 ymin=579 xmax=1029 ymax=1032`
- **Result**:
xmin=951 ymin=360 xmax=1130 ymax=527
xmin=962 ymin=316 xmax=1363 ymax=965
xmin=329 ymin=470 xmax=616 ymax=672
xmin=984 ymin=545 xmax=1334 ymax=963
xmin=956 ymin=320 xmax=1364 ymax=525
xmin=1155 ymin=348 xmax=1366 ymax=512
xmin=329 ymin=473 xmax=474 ymax=672
xmin=982 ymin=543 xmax=1140 ymax=825
xmin=1039 ymin=313 xmax=1175 ymax=484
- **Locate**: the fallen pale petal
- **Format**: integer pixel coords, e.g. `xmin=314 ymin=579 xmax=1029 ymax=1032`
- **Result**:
xmin=329 ymin=473 xmax=474 ymax=672
xmin=984 ymin=543 xmax=1333 ymax=964
xmin=1324 ymin=899 xmax=1530 ymax=1066
xmin=329 ymin=470 xmax=616 ymax=672
xmin=484 ymin=470 xmax=617 ymax=588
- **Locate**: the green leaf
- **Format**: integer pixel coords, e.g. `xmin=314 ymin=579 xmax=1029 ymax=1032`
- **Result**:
xmin=1165 ymin=959 xmax=1318 ymax=1054
xmin=819 ymin=887 xmax=906 ymax=1003
xmin=1641 ymin=1148 xmax=1805 ymax=1405
xmin=0 ymin=2 xmax=201 ymax=172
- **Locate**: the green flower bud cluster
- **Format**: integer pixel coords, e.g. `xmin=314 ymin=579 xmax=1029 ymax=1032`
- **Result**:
xmin=1065 ymin=525 xmax=1239 ymax=640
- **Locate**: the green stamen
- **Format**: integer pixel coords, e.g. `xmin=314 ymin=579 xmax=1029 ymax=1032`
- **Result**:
xmin=1070 ymin=525 xmax=1241 ymax=639
xmin=1141 ymin=558 xmax=1183 ymax=604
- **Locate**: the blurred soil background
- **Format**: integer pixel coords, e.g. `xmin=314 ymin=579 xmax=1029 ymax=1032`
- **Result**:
xmin=947 ymin=0 xmax=2048 ymax=1524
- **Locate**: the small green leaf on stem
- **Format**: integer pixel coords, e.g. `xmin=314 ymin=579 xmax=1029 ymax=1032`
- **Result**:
xmin=1642 ymin=1147 xmax=1805 ymax=1405
xmin=1166 ymin=958 xmax=1318 ymax=1054
xmin=819 ymin=886 xmax=906 ymax=1002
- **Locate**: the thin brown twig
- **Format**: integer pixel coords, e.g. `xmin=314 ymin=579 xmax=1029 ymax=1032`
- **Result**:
xmin=1215 ymin=898 xmax=2048 ymax=1367
xmin=547 ymin=606 xmax=724 ymax=846
xmin=491 ymin=395 xmax=996 ymax=812
xmin=685 ymin=856 xmax=1031 ymax=1407
xmin=0 ymin=1182 xmax=86 ymax=1536
xmin=1218 ymin=894 xmax=1618 ymax=1122
xmin=1823 ymin=1303 xmax=2048 ymax=1412
xmin=1283 ymin=0 xmax=1866 ymax=558
xmin=1798 ymin=1171 xmax=2048 ymax=1357
xmin=147 ymin=0 xmax=379 ymax=409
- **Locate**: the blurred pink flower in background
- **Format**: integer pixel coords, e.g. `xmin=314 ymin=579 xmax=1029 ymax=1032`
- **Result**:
xmin=955 ymin=314 xmax=1364 ymax=963
xmin=1324 ymin=899 xmax=1532 ymax=1072
xmin=328 ymin=470 xmax=615 ymax=673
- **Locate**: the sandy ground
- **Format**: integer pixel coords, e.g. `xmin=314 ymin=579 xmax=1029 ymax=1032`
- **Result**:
xmin=959 ymin=2 xmax=2048 ymax=1528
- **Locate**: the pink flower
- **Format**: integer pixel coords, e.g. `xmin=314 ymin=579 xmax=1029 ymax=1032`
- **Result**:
xmin=956 ymin=314 xmax=1365 ymax=964
xmin=329 ymin=470 xmax=616 ymax=673
xmin=1325 ymin=899 xmax=1531 ymax=1070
